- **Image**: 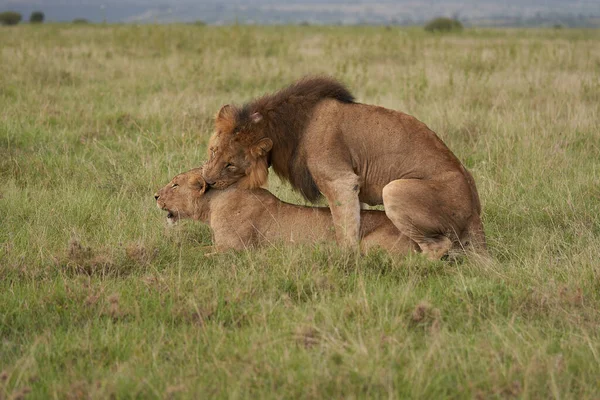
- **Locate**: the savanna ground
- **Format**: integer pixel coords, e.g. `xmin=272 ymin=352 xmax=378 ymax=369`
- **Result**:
xmin=1 ymin=24 xmax=599 ymax=399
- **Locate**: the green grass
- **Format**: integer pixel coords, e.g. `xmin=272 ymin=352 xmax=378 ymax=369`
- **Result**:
xmin=1 ymin=24 xmax=599 ymax=398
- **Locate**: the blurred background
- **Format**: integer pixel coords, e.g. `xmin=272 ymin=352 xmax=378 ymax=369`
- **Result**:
xmin=1 ymin=0 xmax=599 ymax=27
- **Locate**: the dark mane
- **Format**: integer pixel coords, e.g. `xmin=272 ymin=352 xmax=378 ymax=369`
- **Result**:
xmin=235 ymin=76 xmax=355 ymax=201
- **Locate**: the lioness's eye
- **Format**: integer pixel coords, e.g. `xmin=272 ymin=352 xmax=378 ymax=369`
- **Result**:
xmin=225 ymin=163 xmax=235 ymax=170
xmin=172 ymin=183 xmax=179 ymax=188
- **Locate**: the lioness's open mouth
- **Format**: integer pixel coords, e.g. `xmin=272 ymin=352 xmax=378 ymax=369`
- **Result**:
xmin=165 ymin=210 xmax=179 ymax=225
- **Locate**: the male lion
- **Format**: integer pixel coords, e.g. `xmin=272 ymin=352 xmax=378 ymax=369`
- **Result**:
xmin=155 ymin=168 xmax=418 ymax=254
xmin=202 ymin=76 xmax=486 ymax=259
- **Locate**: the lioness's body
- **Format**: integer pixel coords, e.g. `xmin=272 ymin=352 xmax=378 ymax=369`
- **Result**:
xmin=155 ymin=169 xmax=417 ymax=254
xmin=202 ymin=77 xmax=486 ymax=259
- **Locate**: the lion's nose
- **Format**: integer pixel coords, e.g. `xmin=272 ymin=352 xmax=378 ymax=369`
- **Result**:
xmin=205 ymin=180 xmax=216 ymax=186
xmin=154 ymin=193 xmax=159 ymax=200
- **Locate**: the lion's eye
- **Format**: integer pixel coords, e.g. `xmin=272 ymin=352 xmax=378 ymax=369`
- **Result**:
xmin=171 ymin=183 xmax=179 ymax=189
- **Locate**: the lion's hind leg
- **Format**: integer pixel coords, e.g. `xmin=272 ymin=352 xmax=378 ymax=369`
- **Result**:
xmin=382 ymin=178 xmax=472 ymax=260
xmin=361 ymin=229 xmax=419 ymax=256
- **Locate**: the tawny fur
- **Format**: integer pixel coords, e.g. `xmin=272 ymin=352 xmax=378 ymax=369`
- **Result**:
xmin=155 ymin=168 xmax=418 ymax=254
xmin=202 ymin=76 xmax=487 ymax=258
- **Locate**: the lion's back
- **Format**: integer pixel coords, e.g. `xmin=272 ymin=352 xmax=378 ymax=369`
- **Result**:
xmin=301 ymin=99 xmax=466 ymax=205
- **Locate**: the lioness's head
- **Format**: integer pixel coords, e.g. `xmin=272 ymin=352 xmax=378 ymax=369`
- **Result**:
xmin=202 ymin=104 xmax=272 ymax=190
xmin=155 ymin=168 xmax=208 ymax=225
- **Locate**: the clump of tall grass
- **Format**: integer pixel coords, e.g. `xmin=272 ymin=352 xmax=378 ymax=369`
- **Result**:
xmin=424 ymin=17 xmax=463 ymax=32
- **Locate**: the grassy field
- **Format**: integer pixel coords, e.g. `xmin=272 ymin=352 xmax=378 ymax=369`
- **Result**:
xmin=1 ymin=24 xmax=599 ymax=398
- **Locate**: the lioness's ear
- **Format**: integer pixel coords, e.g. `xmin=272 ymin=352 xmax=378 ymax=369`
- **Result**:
xmin=250 ymin=112 xmax=263 ymax=123
xmin=190 ymin=174 xmax=208 ymax=195
xmin=250 ymin=138 xmax=273 ymax=158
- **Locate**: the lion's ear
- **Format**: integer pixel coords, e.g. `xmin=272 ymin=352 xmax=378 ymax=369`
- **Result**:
xmin=216 ymin=104 xmax=232 ymax=121
xmin=215 ymin=104 xmax=236 ymax=134
xmin=250 ymin=138 xmax=273 ymax=158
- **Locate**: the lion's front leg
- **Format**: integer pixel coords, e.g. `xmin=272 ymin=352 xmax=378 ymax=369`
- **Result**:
xmin=319 ymin=174 xmax=361 ymax=248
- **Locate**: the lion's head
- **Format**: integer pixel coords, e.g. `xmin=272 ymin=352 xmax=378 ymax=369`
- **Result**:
xmin=155 ymin=168 xmax=208 ymax=225
xmin=202 ymin=104 xmax=272 ymax=190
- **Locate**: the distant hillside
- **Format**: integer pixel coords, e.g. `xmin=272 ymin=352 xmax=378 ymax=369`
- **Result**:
xmin=2 ymin=0 xmax=599 ymax=27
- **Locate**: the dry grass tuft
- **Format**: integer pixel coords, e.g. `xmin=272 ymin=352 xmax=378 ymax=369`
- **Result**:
xmin=61 ymin=238 xmax=115 ymax=275
xmin=103 ymin=293 xmax=127 ymax=320
xmin=67 ymin=238 xmax=93 ymax=263
xmin=295 ymin=325 xmax=320 ymax=348
xmin=10 ymin=386 xmax=31 ymax=400
xmin=165 ymin=385 xmax=186 ymax=399
xmin=66 ymin=381 xmax=88 ymax=400
xmin=125 ymin=242 xmax=157 ymax=265
xmin=411 ymin=301 xmax=442 ymax=334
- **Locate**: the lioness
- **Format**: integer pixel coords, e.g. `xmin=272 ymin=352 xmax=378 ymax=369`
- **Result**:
xmin=202 ymin=76 xmax=486 ymax=259
xmin=155 ymin=168 xmax=418 ymax=254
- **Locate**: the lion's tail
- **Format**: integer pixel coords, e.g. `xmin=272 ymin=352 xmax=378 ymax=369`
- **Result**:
xmin=456 ymin=214 xmax=488 ymax=260
xmin=468 ymin=215 xmax=487 ymax=248
xmin=459 ymin=166 xmax=488 ymax=256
